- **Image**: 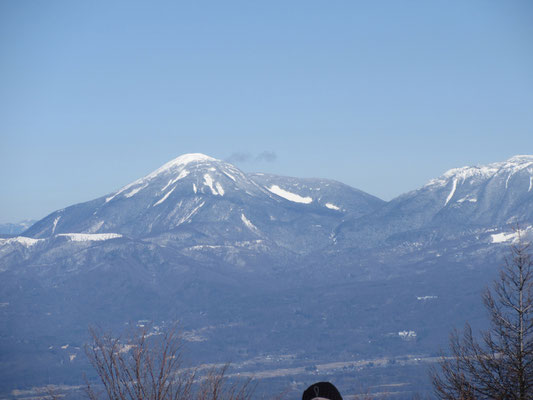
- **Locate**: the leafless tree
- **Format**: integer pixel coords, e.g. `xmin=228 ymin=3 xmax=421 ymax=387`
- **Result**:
xmin=196 ymin=364 xmax=254 ymax=400
xmin=432 ymin=230 xmax=533 ymax=399
xmin=85 ymin=324 xmax=254 ymax=400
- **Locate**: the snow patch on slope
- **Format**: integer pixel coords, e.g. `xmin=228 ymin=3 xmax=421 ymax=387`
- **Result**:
xmin=325 ymin=203 xmax=340 ymax=211
xmin=177 ymin=202 xmax=205 ymax=226
xmin=444 ymin=179 xmax=458 ymax=206
xmin=457 ymin=196 xmax=477 ymax=203
xmin=125 ymin=184 xmax=148 ymax=198
xmin=0 ymin=237 xmax=43 ymax=247
xmin=241 ymin=214 xmax=259 ymax=232
xmin=491 ymin=227 xmax=533 ymax=243
xmin=154 ymin=187 xmax=176 ymax=206
xmin=223 ymin=171 xmax=236 ymax=182
xmin=57 ymin=233 xmax=122 ymax=242
xmin=216 ymin=182 xmax=225 ymax=196
xmin=204 ymin=174 xmax=223 ymax=196
xmin=417 ymin=296 xmax=438 ymax=301
xmin=162 ymin=170 xmax=189 ymax=191
xmin=267 ymin=185 xmax=313 ymax=204
xmin=398 ymin=331 xmax=417 ymax=340
xmin=52 ymin=216 xmax=61 ymax=234
xmin=505 ymin=174 xmax=512 ymax=189
xmin=106 ymin=182 xmax=138 ymax=203
xmin=491 ymin=232 xmax=518 ymax=243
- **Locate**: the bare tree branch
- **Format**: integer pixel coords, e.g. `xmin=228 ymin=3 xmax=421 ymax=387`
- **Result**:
xmin=85 ymin=324 xmax=254 ymax=400
xmin=432 ymin=228 xmax=533 ymax=399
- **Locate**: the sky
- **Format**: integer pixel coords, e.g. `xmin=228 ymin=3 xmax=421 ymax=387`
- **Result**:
xmin=1 ymin=0 xmax=533 ymax=223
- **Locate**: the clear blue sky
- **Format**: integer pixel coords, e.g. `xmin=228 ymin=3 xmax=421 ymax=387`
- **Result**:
xmin=1 ymin=0 xmax=532 ymax=223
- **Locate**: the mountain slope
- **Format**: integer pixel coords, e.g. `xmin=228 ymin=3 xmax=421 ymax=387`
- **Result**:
xmin=22 ymin=154 xmax=384 ymax=256
xmin=335 ymin=155 xmax=533 ymax=248
xmin=248 ymin=173 xmax=384 ymax=218
xmin=2 ymin=154 xmax=533 ymax=398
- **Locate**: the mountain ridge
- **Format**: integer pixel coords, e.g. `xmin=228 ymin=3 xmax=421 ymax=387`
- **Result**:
xmin=2 ymin=154 xmax=533 ymax=398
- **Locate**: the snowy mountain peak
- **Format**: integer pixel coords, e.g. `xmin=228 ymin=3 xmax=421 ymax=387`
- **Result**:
xmin=507 ymin=155 xmax=533 ymax=165
xmin=105 ymin=154 xmax=225 ymax=203
xmin=427 ymin=155 xmax=533 ymax=188
xmin=145 ymin=153 xmax=219 ymax=180
xmin=391 ymin=155 xmax=533 ymax=225
xmin=154 ymin=153 xmax=217 ymax=173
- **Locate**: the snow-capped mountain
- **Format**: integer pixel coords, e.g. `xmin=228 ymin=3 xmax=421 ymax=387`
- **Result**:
xmin=26 ymin=153 xmax=269 ymax=238
xmin=428 ymin=155 xmax=533 ymax=224
xmin=1 ymin=154 xmax=532 ymax=398
xmin=23 ymin=154 xmax=383 ymax=256
xmin=335 ymin=155 xmax=533 ymax=247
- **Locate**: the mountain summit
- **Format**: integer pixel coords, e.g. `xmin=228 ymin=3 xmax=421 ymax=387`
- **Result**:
xmin=335 ymin=155 xmax=533 ymax=247
xmin=23 ymin=153 xmax=384 ymax=252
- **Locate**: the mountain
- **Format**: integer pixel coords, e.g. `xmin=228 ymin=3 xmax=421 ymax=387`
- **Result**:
xmin=0 ymin=220 xmax=36 ymax=236
xmin=23 ymin=154 xmax=384 ymax=257
xmin=334 ymin=155 xmax=533 ymax=248
xmin=1 ymin=154 xmax=532 ymax=399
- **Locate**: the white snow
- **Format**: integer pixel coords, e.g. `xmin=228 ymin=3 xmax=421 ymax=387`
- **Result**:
xmin=57 ymin=233 xmax=122 ymax=242
xmin=124 ymin=184 xmax=148 ymax=198
xmin=203 ymin=174 xmax=222 ymax=195
xmin=106 ymin=154 xmax=216 ymax=203
xmin=457 ymin=196 xmax=477 ymax=203
xmin=153 ymin=187 xmax=176 ymax=206
xmin=193 ymin=183 xmax=197 ymax=193
xmin=188 ymin=244 xmax=223 ymax=250
xmin=176 ymin=202 xmax=205 ymax=226
xmin=325 ymin=203 xmax=340 ymax=210
xmin=490 ymin=227 xmax=532 ymax=244
xmin=427 ymin=155 xmax=533 ymax=189
xmin=161 ymin=170 xmax=190 ymax=191
xmin=223 ymin=171 xmax=236 ymax=182
xmin=417 ymin=296 xmax=438 ymax=301
xmin=149 ymin=153 xmax=216 ymax=177
xmin=215 ymin=182 xmax=225 ymax=196
xmin=61 ymin=344 xmax=69 ymax=349
xmin=0 ymin=237 xmax=43 ymax=247
xmin=398 ymin=331 xmax=417 ymax=340
xmin=106 ymin=182 xmax=137 ymax=203
xmin=267 ymin=185 xmax=313 ymax=204
xmin=69 ymin=354 xmax=77 ymax=362
xmin=529 ymin=176 xmax=532 ymax=192
xmin=508 ymin=155 xmax=533 ymax=163
xmin=491 ymin=232 xmax=518 ymax=243
xmin=444 ymin=178 xmax=458 ymax=206
xmin=241 ymin=214 xmax=258 ymax=232
xmin=52 ymin=216 xmax=61 ymax=234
